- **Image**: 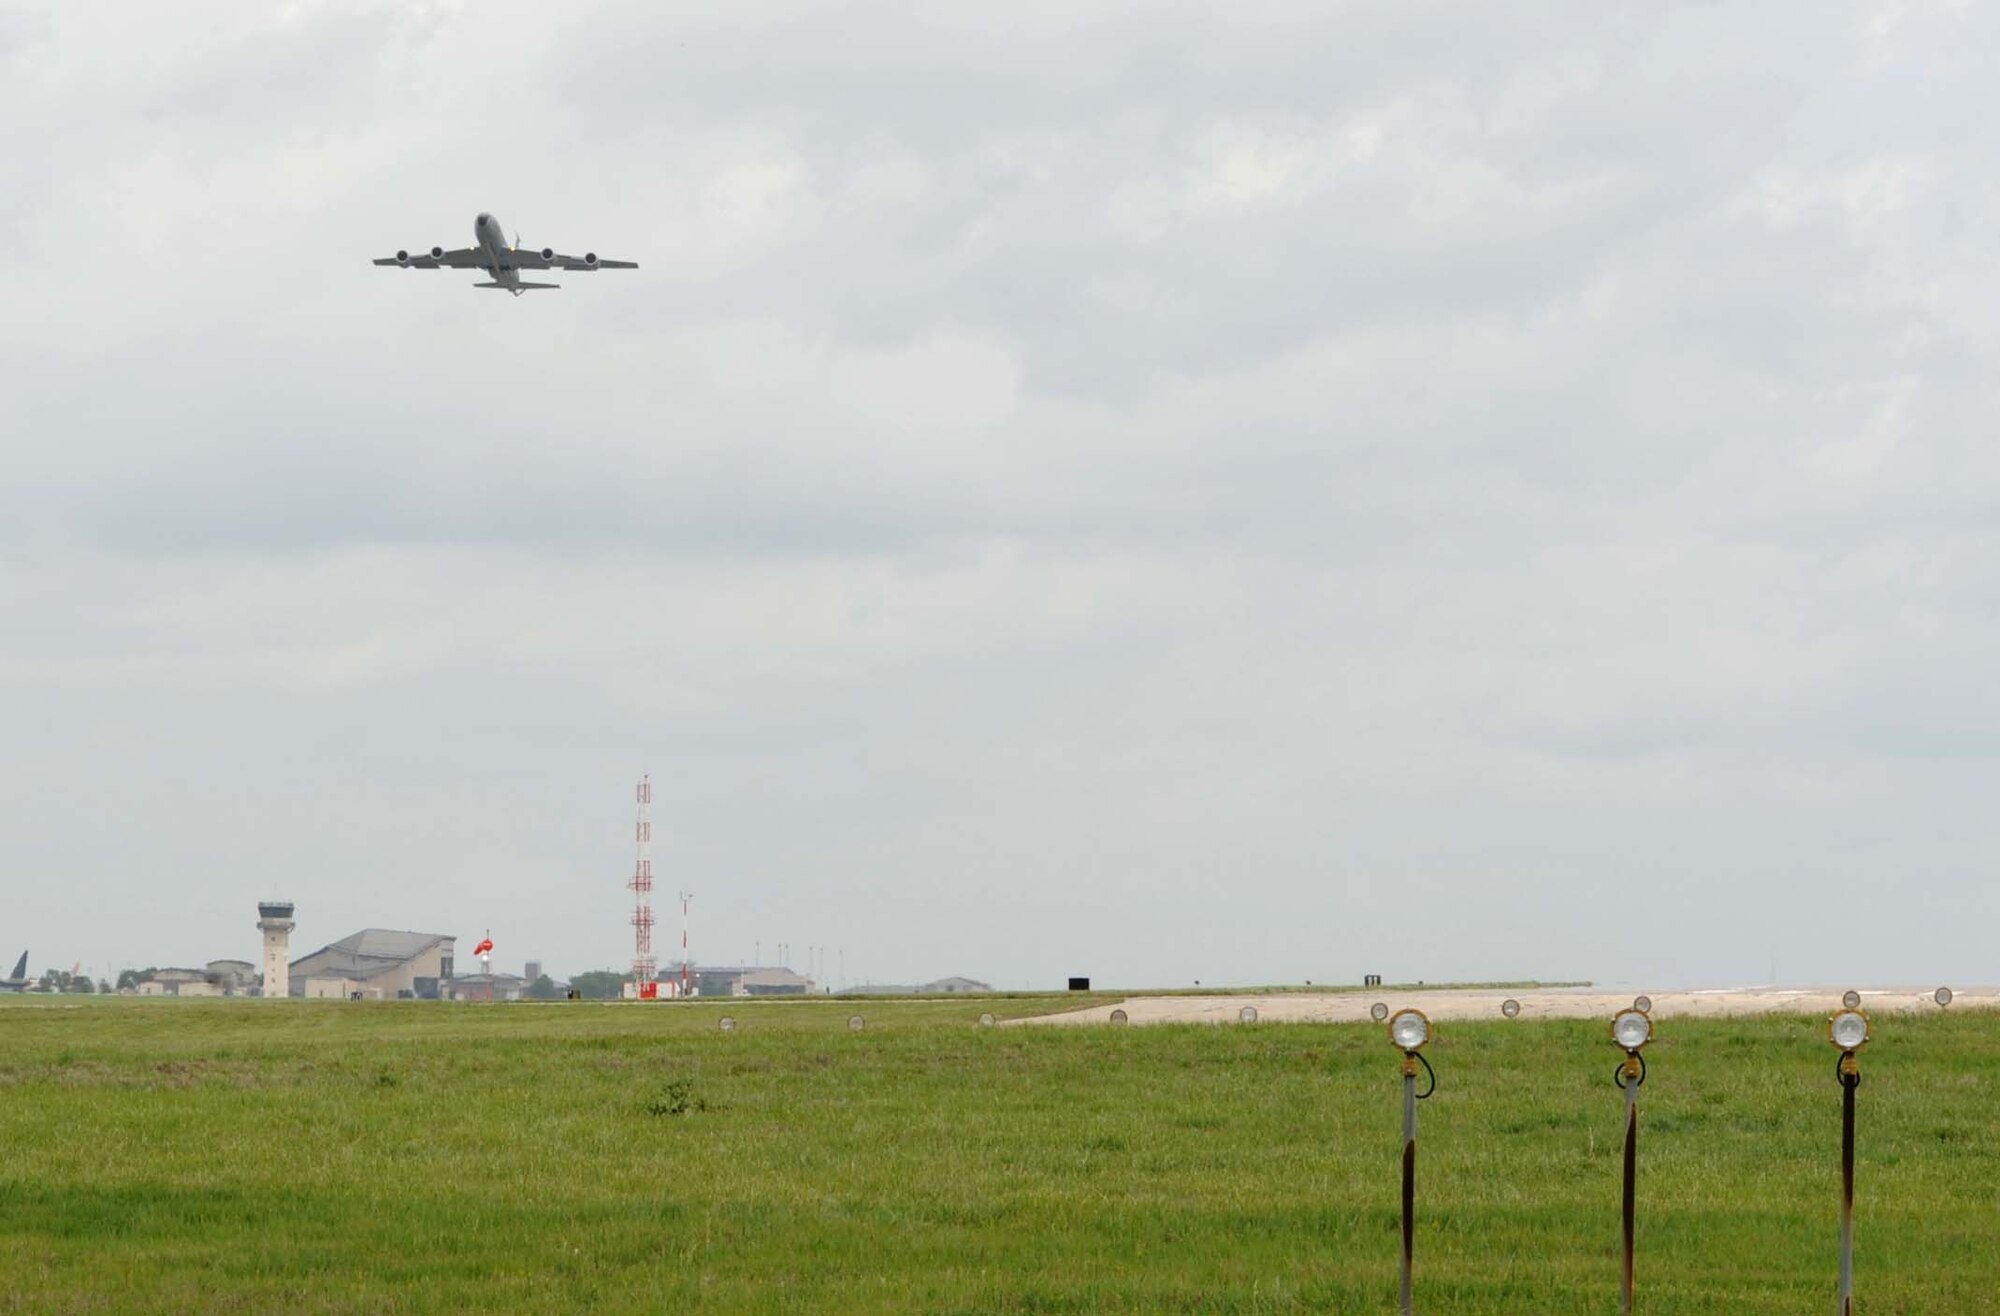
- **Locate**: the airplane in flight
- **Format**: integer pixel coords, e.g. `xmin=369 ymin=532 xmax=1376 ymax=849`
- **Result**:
xmin=0 ymin=952 xmax=29 ymax=992
xmin=374 ymin=212 xmax=636 ymax=295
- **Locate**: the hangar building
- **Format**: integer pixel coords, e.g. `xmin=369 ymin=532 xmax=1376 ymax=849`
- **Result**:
xmin=289 ymin=929 xmax=456 ymax=1000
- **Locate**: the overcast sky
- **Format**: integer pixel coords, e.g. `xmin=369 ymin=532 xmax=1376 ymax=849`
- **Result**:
xmin=5 ymin=1 xmax=1998 ymax=991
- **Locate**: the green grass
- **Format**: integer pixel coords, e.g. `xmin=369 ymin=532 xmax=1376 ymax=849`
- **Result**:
xmin=0 ymin=996 xmax=1995 ymax=1313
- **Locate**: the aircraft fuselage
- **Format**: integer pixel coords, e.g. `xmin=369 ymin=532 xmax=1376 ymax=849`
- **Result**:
xmin=474 ymin=213 xmax=518 ymax=291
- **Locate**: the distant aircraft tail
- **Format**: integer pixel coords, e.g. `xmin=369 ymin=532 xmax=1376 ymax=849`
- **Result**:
xmin=8 ymin=951 xmax=25 ymax=980
xmin=474 ymin=281 xmax=560 ymax=293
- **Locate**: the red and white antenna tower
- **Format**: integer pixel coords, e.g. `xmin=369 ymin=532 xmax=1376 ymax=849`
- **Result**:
xmin=629 ymin=775 xmax=656 ymax=995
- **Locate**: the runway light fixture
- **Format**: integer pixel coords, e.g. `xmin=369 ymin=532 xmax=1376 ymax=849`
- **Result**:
xmin=1842 ymin=989 xmax=1862 ymax=1010
xmin=1370 ymin=1001 xmax=1390 ymax=1023
xmin=1632 ymin=995 xmax=1653 ymax=1014
xmin=1501 ymin=998 xmax=1521 ymax=1019
xmin=1389 ymin=1008 xmax=1431 ymax=1053
xmin=847 ymin=1015 xmax=865 ymax=1031
xmin=1611 ymin=1005 xmax=1653 ymax=1315
xmin=1384 ymin=1006 xmax=1438 ymax=1314
xmin=1612 ymin=1009 xmax=1653 ymax=1053
xmin=1830 ymin=997 xmax=1873 ymax=1309
xmin=1109 ymin=1008 xmax=1129 ymax=1026
xmin=1239 ymin=1005 xmax=1258 ymax=1023
xmin=1934 ymin=986 xmax=1953 ymax=1008
xmin=978 ymin=1012 xmax=996 ymax=1027
xmin=718 ymin=1016 xmax=736 ymax=1033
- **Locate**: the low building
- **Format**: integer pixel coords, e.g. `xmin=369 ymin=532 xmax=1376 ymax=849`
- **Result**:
xmin=839 ymin=976 xmax=994 ymax=996
xmin=289 ymin=929 xmax=456 ymax=1000
xmin=206 ymin=960 xmax=259 ymax=994
xmin=736 ymin=968 xmax=814 ymax=996
xmin=135 ymin=959 xmax=266 ymax=997
xmin=688 ymin=965 xmax=815 ymax=997
xmin=138 ymin=968 xmax=222 ymax=998
xmin=919 ymin=976 xmax=991 ymax=994
xmin=443 ymin=973 xmax=527 ymax=1002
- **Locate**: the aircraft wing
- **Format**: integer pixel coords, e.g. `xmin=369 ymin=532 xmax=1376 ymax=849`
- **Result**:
xmin=546 ymin=251 xmax=638 ymax=270
xmin=491 ymin=251 xmax=639 ymax=271
xmin=373 ymin=247 xmax=486 ymax=269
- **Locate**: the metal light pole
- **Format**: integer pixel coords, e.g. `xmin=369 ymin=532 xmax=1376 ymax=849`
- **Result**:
xmin=1611 ymin=1005 xmax=1654 ymax=1315
xmin=1387 ymin=1008 xmax=1435 ymax=1316
xmin=1830 ymin=993 xmax=1871 ymax=1314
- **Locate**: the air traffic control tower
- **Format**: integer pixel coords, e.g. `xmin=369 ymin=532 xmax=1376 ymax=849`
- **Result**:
xmin=257 ymin=901 xmax=295 ymax=998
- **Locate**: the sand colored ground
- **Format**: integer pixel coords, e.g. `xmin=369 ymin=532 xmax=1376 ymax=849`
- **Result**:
xmin=1007 ymin=984 xmax=1997 ymax=1027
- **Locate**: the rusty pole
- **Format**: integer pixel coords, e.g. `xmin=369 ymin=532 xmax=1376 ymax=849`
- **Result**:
xmin=1401 ymin=1052 xmax=1417 ymax=1316
xmin=1620 ymin=1053 xmax=1640 ymax=1315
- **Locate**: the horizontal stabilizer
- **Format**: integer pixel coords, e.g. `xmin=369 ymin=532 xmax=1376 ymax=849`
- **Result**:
xmin=474 ymin=281 xmax=560 ymax=291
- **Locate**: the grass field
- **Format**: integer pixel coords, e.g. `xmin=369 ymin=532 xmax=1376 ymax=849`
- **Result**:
xmin=1 ymin=995 xmax=1995 ymax=1314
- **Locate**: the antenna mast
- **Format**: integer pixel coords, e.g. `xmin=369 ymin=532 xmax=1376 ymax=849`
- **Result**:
xmin=679 ymin=890 xmax=693 ymax=999
xmin=629 ymin=775 xmax=656 ymax=996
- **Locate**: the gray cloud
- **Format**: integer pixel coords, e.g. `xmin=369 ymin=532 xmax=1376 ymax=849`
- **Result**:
xmin=5 ymin=1 xmax=2000 ymax=991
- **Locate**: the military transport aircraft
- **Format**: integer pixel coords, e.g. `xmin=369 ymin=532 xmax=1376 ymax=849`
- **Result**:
xmin=0 ymin=952 xmax=29 ymax=992
xmin=374 ymin=212 xmax=636 ymax=294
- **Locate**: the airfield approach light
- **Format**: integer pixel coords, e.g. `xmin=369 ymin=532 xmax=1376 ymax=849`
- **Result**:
xmin=1239 ymin=1005 xmax=1258 ymax=1023
xmin=1842 ymin=990 xmax=1862 ymax=1010
xmin=1632 ymin=995 xmax=1653 ymax=1014
xmin=1370 ymin=1001 xmax=1390 ymax=1023
xmin=1830 ymin=1010 xmax=1870 ymax=1052
xmin=1108 ymin=1008 xmax=1129 ymax=1026
xmin=847 ymin=1015 xmax=865 ymax=1031
xmin=978 ymin=1012 xmax=996 ymax=1027
xmin=1612 ymin=1009 xmax=1653 ymax=1053
xmin=1386 ymin=1006 xmax=1439 ymax=1316
xmin=1934 ymin=986 xmax=1953 ymax=1008
xmin=1501 ymin=998 xmax=1521 ymax=1019
xmin=1831 ymin=1001 xmax=1873 ymax=1309
xmin=1389 ymin=1008 xmax=1431 ymax=1053
xmin=1611 ymin=1005 xmax=1653 ymax=1315
xmin=718 ymin=1016 xmax=736 ymax=1033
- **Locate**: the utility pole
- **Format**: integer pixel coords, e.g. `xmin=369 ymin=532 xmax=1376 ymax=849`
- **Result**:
xmin=679 ymin=890 xmax=693 ymax=1000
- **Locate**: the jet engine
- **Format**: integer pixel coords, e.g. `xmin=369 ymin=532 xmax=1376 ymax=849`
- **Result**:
xmin=583 ymin=252 xmax=599 ymax=267
xmin=430 ymin=246 xmax=446 ymax=260
xmin=395 ymin=250 xmax=410 ymax=264
xmin=539 ymin=247 xmax=555 ymax=262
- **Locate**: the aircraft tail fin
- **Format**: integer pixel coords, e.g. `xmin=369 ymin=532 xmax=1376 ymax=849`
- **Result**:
xmin=9 ymin=951 xmax=25 ymax=980
xmin=473 ymin=281 xmax=560 ymax=292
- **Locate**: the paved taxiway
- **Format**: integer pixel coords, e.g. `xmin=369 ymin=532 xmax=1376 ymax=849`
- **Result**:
xmin=1008 ymin=985 xmax=1995 ymax=1026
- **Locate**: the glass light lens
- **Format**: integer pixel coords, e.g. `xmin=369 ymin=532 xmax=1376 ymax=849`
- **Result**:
xmin=1613 ymin=1010 xmax=1652 ymax=1050
xmin=1239 ymin=1005 xmax=1258 ymax=1023
xmin=1633 ymin=995 xmax=1653 ymax=1014
xmin=1370 ymin=1002 xmax=1390 ymax=1023
xmin=1935 ymin=986 xmax=1954 ymax=1007
xmin=718 ymin=1016 xmax=735 ymax=1033
xmin=1831 ymin=1011 xmax=1869 ymax=1050
xmin=1390 ymin=1010 xmax=1429 ymax=1050
xmin=848 ymin=1015 xmax=865 ymax=1031
xmin=1109 ymin=1008 xmax=1129 ymax=1026
xmin=978 ymin=1012 xmax=996 ymax=1027
xmin=1842 ymin=990 xmax=1861 ymax=1010
xmin=1501 ymin=998 xmax=1521 ymax=1018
